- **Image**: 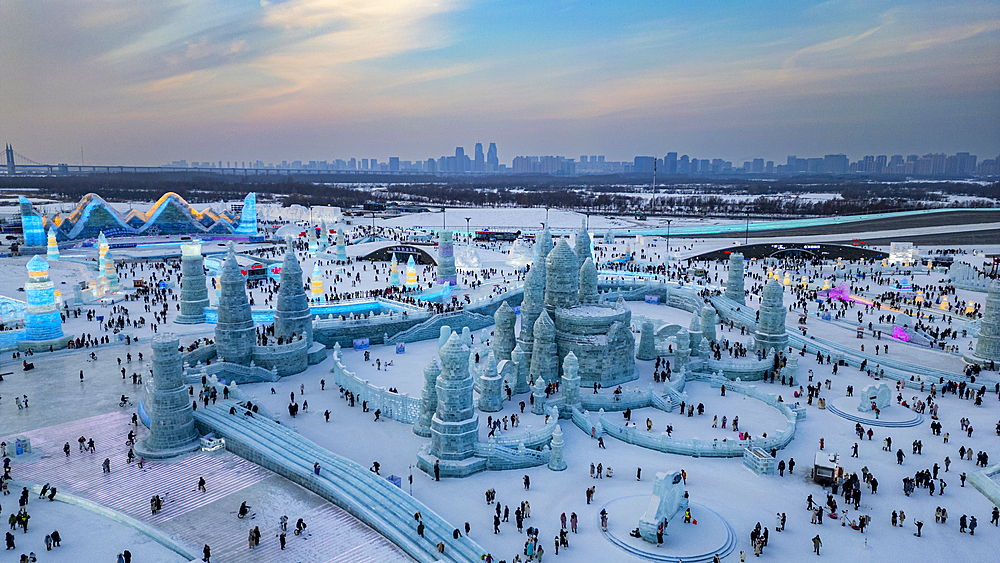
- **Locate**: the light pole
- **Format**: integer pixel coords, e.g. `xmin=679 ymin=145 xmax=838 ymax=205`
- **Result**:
xmin=745 ymin=214 xmax=750 ymax=246
xmin=465 ymin=217 xmax=472 ymax=247
xmin=665 ymin=219 xmax=672 ymax=253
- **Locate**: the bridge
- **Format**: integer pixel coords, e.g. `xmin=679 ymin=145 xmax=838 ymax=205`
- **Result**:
xmin=2 ymin=144 xmax=436 ymax=177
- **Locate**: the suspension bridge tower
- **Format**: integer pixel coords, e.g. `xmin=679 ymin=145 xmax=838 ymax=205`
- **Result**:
xmin=4 ymin=144 xmax=14 ymax=175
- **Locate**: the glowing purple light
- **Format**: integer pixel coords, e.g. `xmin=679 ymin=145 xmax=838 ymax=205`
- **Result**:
xmin=892 ymin=326 xmax=909 ymax=342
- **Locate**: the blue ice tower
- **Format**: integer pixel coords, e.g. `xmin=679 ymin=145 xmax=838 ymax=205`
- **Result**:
xmin=19 ymin=196 xmax=46 ymax=246
xmin=234 ymin=192 xmax=258 ymax=235
xmin=24 ymin=255 xmax=64 ymax=341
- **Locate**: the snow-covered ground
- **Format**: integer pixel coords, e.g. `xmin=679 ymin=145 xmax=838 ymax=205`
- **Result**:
xmin=0 ymin=208 xmax=997 ymax=562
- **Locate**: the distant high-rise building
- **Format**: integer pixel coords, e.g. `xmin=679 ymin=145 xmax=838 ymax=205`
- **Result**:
xmin=474 ymin=143 xmax=485 ymax=172
xmin=665 ymin=152 xmax=677 ymax=174
xmin=426 ymin=158 xmax=437 ymax=173
xmin=361 ymin=158 xmax=369 ymax=170
xmin=679 ymin=155 xmax=689 ymax=174
xmin=751 ymin=158 xmax=764 ymax=173
xmin=633 ymin=156 xmax=655 ymax=174
xmin=823 ymin=154 xmax=848 ymax=174
xmin=389 ymin=157 xmax=400 ymax=171
xmin=765 ymin=161 xmax=774 ymax=174
xmin=487 ymin=143 xmax=498 ymax=172
xmin=348 ymin=158 xmax=356 ymax=170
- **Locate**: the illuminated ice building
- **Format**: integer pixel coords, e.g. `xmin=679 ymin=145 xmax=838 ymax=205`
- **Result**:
xmin=22 ymin=255 xmax=72 ymax=350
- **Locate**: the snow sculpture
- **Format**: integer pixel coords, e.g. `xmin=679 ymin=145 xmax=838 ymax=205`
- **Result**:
xmin=214 ymin=243 xmax=255 ymax=365
xmin=725 ymin=252 xmax=745 ymax=304
xmin=636 ymin=319 xmax=657 ymax=361
xmin=46 ymin=226 xmax=59 ymax=261
xmin=858 ymin=383 xmax=891 ymax=413
xmin=335 ymin=229 xmax=347 ymax=262
xmin=310 ymin=262 xmax=324 ymax=302
xmin=561 ymin=351 xmax=581 ymax=409
xmin=389 ymin=254 xmax=400 ymax=286
xmin=638 ymin=471 xmax=689 ymax=543
xmin=413 ymin=357 xmax=441 ymax=437
xmin=755 ymin=279 xmax=789 ymax=354
xmin=437 ymin=230 xmax=457 ymax=285
xmin=24 ymin=255 xmax=64 ymax=342
xmin=455 ymin=245 xmax=482 ymax=272
xmin=532 ymin=376 xmax=547 ymax=415
xmin=603 ymin=230 xmax=614 ymax=244
xmin=548 ymin=424 xmax=567 ymax=471
xmin=701 ymin=307 xmax=717 ymax=344
xmin=275 ymin=240 xmax=313 ymax=343
xmin=104 ymin=249 xmax=119 ymax=293
xmin=511 ymin=344 xmax=530 ymax=395
xmin=136 ymin=333 xmax=201 ymax=458
xmin=972 ymin=279 xmax=1000 ymax=365
xmin=461 ymin=326 xmax=473 ymax=347
xmin=493 ymin=301 xmax=517 ymax=362
xmin=177 ymin=242 xmax=208 ymax=324
xmin=530 ymin=311 xmax=558 ymax=386
xmin=507 ymin=236 xmax=534 ymax=268
xmin=405 ymin=255 xmax=418 ymax=289
xmin=478 ymin=350 xmax=503 ymax=412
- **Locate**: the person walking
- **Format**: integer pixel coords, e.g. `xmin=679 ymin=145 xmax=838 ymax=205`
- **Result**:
xmin=198 ymin=477 xmax=206 ymax=492
xmin=202 ymin=544 xmax=211 ymax=562
xmin=812 ymin=534 xmax=822 ymax=555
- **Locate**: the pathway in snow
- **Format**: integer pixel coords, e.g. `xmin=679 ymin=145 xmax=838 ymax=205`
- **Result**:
xmin=3 ymin=411 xmax=413 ymax=563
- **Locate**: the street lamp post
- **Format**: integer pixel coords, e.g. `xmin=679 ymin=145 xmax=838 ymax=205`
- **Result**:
xmin=665 ymin=219 xmax=672 ymax=253
xmin=745 ymin=214 xmax=750 ymax=246
xmin=465 ymin=217 xmax=472 ymax=247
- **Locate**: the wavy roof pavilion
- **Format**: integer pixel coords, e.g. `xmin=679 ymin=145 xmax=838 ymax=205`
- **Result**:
xmin=20 ymin=192 xmax=257 ymax=242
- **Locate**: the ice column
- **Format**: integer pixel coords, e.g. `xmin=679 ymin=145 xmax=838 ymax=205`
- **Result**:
xmin=310 ymin=262 xmax=324 ymax=302
xmin=755 ymin=279 xmax=789 ymax=354
xmin=531 ymin=375 xmax=546 ymax=415
xmin=336 ymin=229 xmax=347 ymax=262
xmin=701 ymin=307 xmax=717 ymax=343
xmin=511 ymin=344 xmax=530 ymax=395
xmin=529 ymin=310 xmax=558 ymax=385
xmin=477 ymin=350 xmax=502 ymax=412
xmin=561 ymin=351 xmax=580 ymax=409
xmin=390 ymin=254 xmax=400 ymax=286
xmin=430 ymin=332 xmax=479 ymax=460
xmin=436 ymin=230 xmax=457 ymax=286
xmin=104 ymin=249 xmax=119 ymax=293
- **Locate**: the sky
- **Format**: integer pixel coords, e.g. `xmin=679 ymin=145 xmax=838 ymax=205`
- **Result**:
xmin=1 ymin=0 xmax=998 ymax=166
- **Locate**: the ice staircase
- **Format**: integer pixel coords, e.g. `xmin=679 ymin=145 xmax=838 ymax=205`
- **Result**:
xmin=193 ymin=402 xmax=487 ymax=563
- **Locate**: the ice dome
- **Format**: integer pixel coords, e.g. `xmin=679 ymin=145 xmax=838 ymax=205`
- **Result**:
xmin=26 ymin=254 xmax=49 ymax=274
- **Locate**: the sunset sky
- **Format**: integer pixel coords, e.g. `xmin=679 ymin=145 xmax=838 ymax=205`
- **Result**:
xmin=1 ymin=0 xmax=997 ymax=166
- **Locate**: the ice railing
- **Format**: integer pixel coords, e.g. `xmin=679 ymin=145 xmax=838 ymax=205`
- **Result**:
xmin=464 ymin=281 xmax=523 ymax=309
xmin=184 ymin=360 xmax=280 ymax=383
xmin=312 ymin=298 xmax=431 ymax=330
xmin=590 ymin=371 xmax=797 ymax=458
xmin=330 ymin=345 xmax=420 ymax=424
xmin=476 ymin=441 xmax=550 ymax=471
xmin=487 ymin=405 xmax=559 ymax=449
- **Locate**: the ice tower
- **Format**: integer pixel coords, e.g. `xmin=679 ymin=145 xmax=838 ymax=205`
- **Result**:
xmin=104 ymin=249 xmax=120 ymax=293
xmin=725 ymin=252 xmax=745 ymax=304
xmin=275 ymin=240 xmax=313 ymax=343
xmin=214 ymin=243 xmax=255 ymax=365
xmin=233 ymin=192 xmax=258 ymax=236
xmin=46 ymin=227 xmax=59 ymax=260
xmin=311 ymin=262 xmax=324 ymax=302
xmin=971 ymin=279 xmax=1000 ymax=366
xmin=405 ymin=255 xmax=418 ymax=289
xmin=754 ymin=279 xmax=788 ymax=354
xmin=390 ymin=254 xmax=400 ymax=286
xmin=136 ymin=333 xmax=201 ymax=458
xmin=19 ymin=196 xmax=46 ymax=247
xmin=23 ymin=256 xmax=65 ymax=344
xmin=177 ymin=242 xmax=209 ymax=324
xmin=336 ymin=229 xmax=347 ymax=262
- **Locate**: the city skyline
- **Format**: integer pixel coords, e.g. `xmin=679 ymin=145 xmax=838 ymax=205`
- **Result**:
xmin=1 ymin=1 xmax=998 ymax=165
